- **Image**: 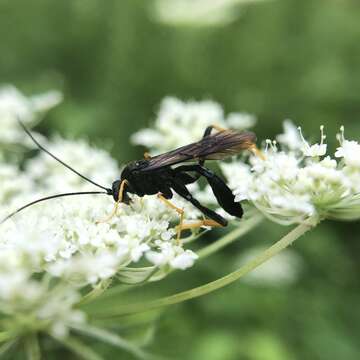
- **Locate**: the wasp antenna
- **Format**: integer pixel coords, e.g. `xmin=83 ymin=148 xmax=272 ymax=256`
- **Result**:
xmin=18 ymin=119 xmax=112 ymax=193
xmin=0 ymin=191 xmax=109 ymax=225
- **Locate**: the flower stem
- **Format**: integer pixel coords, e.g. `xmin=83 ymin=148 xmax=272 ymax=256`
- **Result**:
xmin=24 ymin=333 xmax=41 ymax=360
xmin=198 ymin=214 xmax=263 ymax=259
xmin=94 ymin=221 xmax=313 ymax=318
xmin=78 ymin=278 xmax=113 ymax=306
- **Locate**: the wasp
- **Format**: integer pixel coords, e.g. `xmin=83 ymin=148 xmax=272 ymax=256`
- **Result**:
xmin=2 ymin=121 xmax=260 ymax=239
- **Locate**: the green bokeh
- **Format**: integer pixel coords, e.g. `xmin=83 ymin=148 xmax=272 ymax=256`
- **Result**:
xmin=2 ymin=0 xmax=360 ymax=359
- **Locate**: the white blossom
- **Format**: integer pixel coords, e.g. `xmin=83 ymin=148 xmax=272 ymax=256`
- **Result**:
xmin=276 ymin=119 xmax=303 ymax=151
xmin=335 ymin=127 xmax=360 ymax=169
xmin=224 ymin=124 xmax=360 ymax=225
xmin=0 ymin=85 xmax=62 ymax=149
xmin=298 ymin=125 xmax=327 ymax=157
xmin=335 ymin=140 xmax=360 ymax=168
xmin=25 ymin=136 xmax=119 ymax=192
xmin=131 ymin=97 xmax=255 ymax=154
xmin=0 ymin=93 xmax=215 ymax=342
xmin=146 ymin=242 xmax=198 ymax=270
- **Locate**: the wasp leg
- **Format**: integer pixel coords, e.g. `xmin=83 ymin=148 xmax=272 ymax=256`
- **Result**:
xmin=175 ymin=125 xmax=227 ymax=187
xmin=174 ymin=165 xmax=243 ymax=219
xmin=171 ymin=180 xmax=228 ymax=233
xmin=192 ymin=125 xmax=228 ymax=171
xmin=203 ymin=124 xmax=226 ymax=138
xmin=249 ymin=144 xmax=266 ymax=160
xmin=144 ymin=152 xmax=152 ymax=160
xmin=96 ymin=180 xmax=128 ymax=224
xmin=157 ymin=194 xmax=185 ymax=243
xmin=178 ymin=219 xmax=224 ymax=231
xmin=175 ymin=171 xmax=198 ymax=185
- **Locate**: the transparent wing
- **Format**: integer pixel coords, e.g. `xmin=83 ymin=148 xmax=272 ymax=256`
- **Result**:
xmin=144 ymin=130 xmax=256 ymax=171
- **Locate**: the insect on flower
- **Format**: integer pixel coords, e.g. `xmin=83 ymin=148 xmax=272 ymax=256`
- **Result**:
xmin=1 ymin=121 xmax=260 ymax=239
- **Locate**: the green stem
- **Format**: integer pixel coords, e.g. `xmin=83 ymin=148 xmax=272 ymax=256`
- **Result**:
xmin=24 ymin=333 xmax=41 ymax=360
xmin=94 ymin=221 xmax=313 ymax=318
xmin=52 ymin=335 xmax=104 ymax=360
xmin=78 ymin=278 xmax=113 ymax=306
xmin=71 ymin=324 xmax=156 ymax=360
xmin=198 ymin=214 xmax=263 ymax=259
xmin=0 ymin=340 xmax=17 ymax=357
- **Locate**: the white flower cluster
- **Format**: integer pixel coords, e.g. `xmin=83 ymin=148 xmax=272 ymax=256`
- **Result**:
xmin=131 ymin=97 xmax=255 ymax=154
xmin=0 ymin=90 xmax=207 ymax=341
xmin=222 ymin=121 xmax=360 ymax=225
xmin=0 ymin=85 xmax=62 ymax=149
xmin=4 ymin=90 xmax=357 ymax=345
xmin=0 ymin=246 xmax=85 ymax=338
xmin=25 ymin=136 xmax=119 ymax=192
xmin=1 ymin=141 xmax=201 ymax=275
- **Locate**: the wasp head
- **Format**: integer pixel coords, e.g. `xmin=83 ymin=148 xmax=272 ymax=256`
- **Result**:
xmin=111 ymin=180 xmax=131 ymax=204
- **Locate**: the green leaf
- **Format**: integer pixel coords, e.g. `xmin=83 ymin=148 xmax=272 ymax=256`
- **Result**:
xmin=72 ymin=324 xmax=158 ymax=360
xmin=52 ymin=335 xmax=104 ymax=360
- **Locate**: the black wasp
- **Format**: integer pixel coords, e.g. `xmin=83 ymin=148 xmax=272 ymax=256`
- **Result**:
xmin=2 ymin=122 xmax=259 ymax=239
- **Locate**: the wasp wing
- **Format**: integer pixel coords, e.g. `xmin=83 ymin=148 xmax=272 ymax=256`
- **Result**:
xmin=143 ymin=130 xmax=256 ymax=171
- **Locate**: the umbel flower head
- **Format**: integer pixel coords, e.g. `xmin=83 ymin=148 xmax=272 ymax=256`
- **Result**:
xmin=0 ymin=132 xmax=202 ymax=342
xmin=131 ymin=97 xmax=256 ymax=154
xmin=2 ymin=90 xmax=359 ymax=359
xmin=0 ymin=85 xmax=62 ymax=149
xmin=0 ymin=91 xmax=212 ymax=347
xmin=222 ymin=121 xmax=360 ymax=225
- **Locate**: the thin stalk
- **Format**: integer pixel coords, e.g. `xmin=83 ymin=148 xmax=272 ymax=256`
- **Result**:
xmin=71 ymin=324 xmax=157 ymax=360
xmin=198 ymin=214 xmax=263 ymax=259
xmin=24 ymin=333 xmax=41 ymax=360
xmin=0 ymin=340 xmax=17 ymax=357
xmin=94 ymin=221 xmax=313 ymax=318
xmin=52 ymin=335 xmax=104 ymax=360
xmin=78 ymin=279 xmax=113 ymax=306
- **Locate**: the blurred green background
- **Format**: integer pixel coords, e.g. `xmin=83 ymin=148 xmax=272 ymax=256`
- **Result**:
xmin=2 ymin=0 xmax=360 ymax=359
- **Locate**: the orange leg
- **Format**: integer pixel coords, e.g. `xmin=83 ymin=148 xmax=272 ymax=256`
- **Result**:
xmin=157 ymin=194 xmax=185 ymax=243
xmin=212 ymin=124 xmax=226 ymax=132
xmin=177 ymin=219 xmax=224 ymax=232
xmin=96 ymin=180 xmax=128 ymax=224
xmin=250 ymin=144 xmax=266 ymax=160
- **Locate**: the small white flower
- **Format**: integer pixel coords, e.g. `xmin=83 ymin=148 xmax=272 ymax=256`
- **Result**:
xmin=170 ymin=250 xmax=199 ymax=270
xmin=229 ymin=123 xmax=360 ymax=224
xmin=131 ymin=97 xmax=256 ymax=154
xmin=146 ymin=242 xmax=198 ymax=270
xmin=298 ymin=125 xmax=327 ymax=157
xmin=0 ymin=85 xmax=62 ymax=149
xmin=335 ymin=127 xmax=360 ymax=168
xmin=276 ymin=119 xmax=303 ymax=151
xmin=25 ymin=136 xmax=119 ymax=192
